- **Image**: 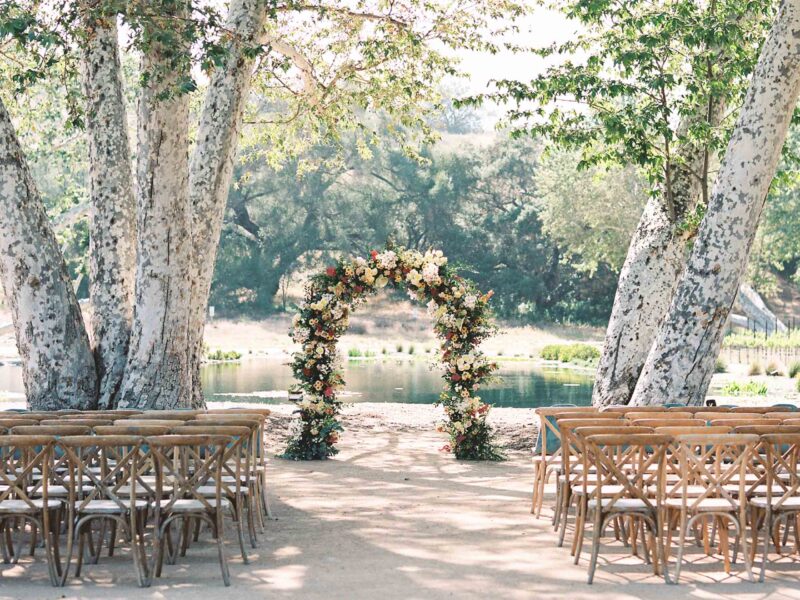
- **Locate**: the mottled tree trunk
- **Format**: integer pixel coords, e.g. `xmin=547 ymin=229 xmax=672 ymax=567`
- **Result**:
xmin=186 ymin=0 xmax=269 ymax=407
xmin=630 ymin=0 xmax=800 ymax=406
xmin=592 ymin=107 xmax=726 ymax=407
xmin=81 ymin=10 xmax=136 ymax=409
xmin=0 ymin=99 xmax=97 ymax=410
xmin=117 ymin=14 xmax=193 ymax=410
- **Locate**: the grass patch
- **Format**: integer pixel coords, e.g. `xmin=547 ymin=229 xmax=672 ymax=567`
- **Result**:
xmin=714 ymin=358 xmax=727 ymax=373
xmin=720 ymin=380 xmax=768 ymax=396
xmin=540 ymin=343 xmax=600 ymax=365
xmin=206 ymin=349 xmax=242 ymax=361
xmin=748 ymin=361 xmax=763 ymax=376
xmin=723 ymin=330 xmax=800 ymax=348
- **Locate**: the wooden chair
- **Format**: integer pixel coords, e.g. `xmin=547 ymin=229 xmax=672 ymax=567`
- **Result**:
xmin=602 ymin=406 xmax=665 ymax=414
xmin=752 ymin=433 xmax=800 ymax=581
xmin=186 ymin=415 xmax=271 ymax=524
xmin=554 ymin=416 xmax=626 ymax=542
xmin=678 ymin=406 xmax=732 ymax=415
xmin=665 ymin=433 xmax=758 ymax=583
xmin=709 ymin=419 xmax=781 ymax=428
xmin=116 ymin=420 xmax=186 ymax=428
xmin=626 ymin=412 xmax=692 ymax=421
xmin=40 ymin=419 xmax=114 ymax=428
xmin=125 ymin=411 xmax=199 ymax=421
xmin=0 ymin=435 xmax=62 ymax=586
xmin=569 ymin=425 xmax=653 ymax=561
xmin=579 ymin=433 xmax=672 ymax=584
xmin=531 ymin=409 xmax=615 ymax=517
xmin=733 ymin=406 xmax=792 ymax=414
xmin=629 ymin=419 xmax=705 ymax=428
xmin=57 ymin=435 xmax=150 ymax=587
xmin=148 ymin=435 xmax=236 ymax=586
xmin=172 ymin=425 xmax=255 ymax=557
xmin=654 ymin=426 xmax=732 ymax=435
xmin=697 ymin=412 xmax=763 ymax=421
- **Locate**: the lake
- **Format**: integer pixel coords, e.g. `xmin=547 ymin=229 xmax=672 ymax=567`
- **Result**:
xmin=0 ymin=358 xmax=594 ymax=408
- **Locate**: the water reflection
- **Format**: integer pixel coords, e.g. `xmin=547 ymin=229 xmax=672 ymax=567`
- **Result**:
xmin=201 ymin=358 xmax=593 ymax=408
xmin=0 ymin=358 xmax=594 ymax=408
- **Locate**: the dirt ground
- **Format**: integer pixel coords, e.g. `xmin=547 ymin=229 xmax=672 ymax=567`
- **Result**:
xmin=3 ymin=425 xmax=800 ymax=600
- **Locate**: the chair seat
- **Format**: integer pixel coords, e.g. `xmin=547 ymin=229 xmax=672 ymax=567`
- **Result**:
xmin=0 ymin=498 xmax=61 ymax=514
xmin=78 ymin=499 xmax=148 ymax=514
xmin=196 ymin=485 xmax=249 ymax=497
xmin=587 ymin=498 xmax=653 ymax=512
xmin=665 ymin=498 xmax=739 ymax=511
xmin=750 ymin=496 xmax=800 ymax=510
xmin=115 ymin=485 xmax=158 ymax=497
xmin=575 ymin=485 xmax=626 ymax=497
xmin=30 ymin=485 xmax=95 ymax=497
xmin=165 ymin=498 xmax=231 ymax=513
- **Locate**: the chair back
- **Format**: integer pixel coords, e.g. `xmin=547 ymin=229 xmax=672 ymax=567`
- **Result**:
xmin=709 ymin=418 xmax=781 ymax=428
xmin=583 ymin=433 xmax=671 ymax=512
xmin=629 ymin=419 xmax=705 ymax=428
xmin=0 ymin=435 xmax=54 ymax=512
xmin=626 ymin=411 xmax=691 ymax=421
xmin=761 ymin=434 xmax=800 ymax=512
xmin=670 ymin=434 xmax=758 ymax=513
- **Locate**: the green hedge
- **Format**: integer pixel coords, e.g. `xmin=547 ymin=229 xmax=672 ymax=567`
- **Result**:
xmin=540 ymin=343 xmax=600 ymax=364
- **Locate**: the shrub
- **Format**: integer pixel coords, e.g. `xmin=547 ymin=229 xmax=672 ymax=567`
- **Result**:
xmin=720 ymin=380 xmax=768 ymax=396
xmin=347 ymin=348 xmax=363 ymax=357
xmin=364 ymin=350 xmax=376 ymax=358
xmin=381 ymin=347 xmax=388 ymax=355
xmin=789 ymin=361 xmax=800 ymax=378
xmin=796 ymin=376 xmax=800 ymax=393
xmin=747 ymin=361 xmax=763 ymax=376
xmin=206 ymin=349 xmax=242 ymax=361
xmin=396 ymin=343 xmax=403 ymax=353
xmin=540 ymin=343 xmax=600 ymax=364
xmin=714 ymin=358 xmax=727 ymax=373
xmin=407 ymin=344 xmax=415 ymax=355
xmin=765 ymin=360 xmax=783 ymax=377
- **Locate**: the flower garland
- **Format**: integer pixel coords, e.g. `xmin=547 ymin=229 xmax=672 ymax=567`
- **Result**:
xmin=284 ymin=245 xmax=503 ymax=461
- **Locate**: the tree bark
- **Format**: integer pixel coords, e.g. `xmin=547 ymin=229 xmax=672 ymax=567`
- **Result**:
xmin=0 ymin=99 xmax=98 ymax=410
xmin=592 ymin=109 xmax=724 ymax=407
xmin=81 ymin=9 xmax=136 ymax=409
xmin=186 ymin=0 xmax=269 ymax=407
xmin=630 ymin=0 xmax=800 ymax=406
xmin=117 ymin=11 xmax=193 ymax=410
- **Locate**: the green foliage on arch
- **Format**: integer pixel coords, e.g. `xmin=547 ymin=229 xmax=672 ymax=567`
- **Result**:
xmin=284 ymin=245 xmax=503 ymax=461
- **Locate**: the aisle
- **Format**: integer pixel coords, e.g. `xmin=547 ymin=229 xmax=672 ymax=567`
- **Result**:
xmin=2 ymin=428 xmax=800 ymax=599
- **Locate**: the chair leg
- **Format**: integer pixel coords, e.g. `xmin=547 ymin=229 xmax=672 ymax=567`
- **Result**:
xmin=672 ymin=516 xmax=687 ymax=585
xmin=760 ymin=511 xmax=771 ymax=583
xmin=558 ymin=487 xmax=573 ymax=547
xmin=587 ymin=511 xmax=603 ymax=584
xmin=231 ymin=502 xmax=249 ymax=564
xmin=213 ymin=516 xmax=231 ymax=587
xmin=574 ymin=501 xmax=588 ymax=565
xmin=531 ymin=462 xmax=540 ymax=515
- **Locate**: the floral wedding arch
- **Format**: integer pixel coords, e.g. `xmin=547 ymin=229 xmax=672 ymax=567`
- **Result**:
xmin=284 ymin=245 xmax=503 ymax=461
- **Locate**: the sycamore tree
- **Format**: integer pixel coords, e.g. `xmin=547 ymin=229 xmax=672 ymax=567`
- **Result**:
xmin=468 ymin=0 xmax=775 ymax=405
xmin=0 ymin=0 xmax=525 ymax=410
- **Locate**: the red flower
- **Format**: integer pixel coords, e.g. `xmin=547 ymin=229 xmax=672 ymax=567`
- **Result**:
xmin=440 ymin=444 xmax=452 ymax=453
xmin=302 ymin=368 xmax=312 ymax=377
xmin=326 ymin=266 xmax=337 ymax=277
xmin=324 ymin=387 xmax=334 ymax=397
xmin=354 ymin=285 xmax=363 ymax=293
xmin=445 ymin=332 xmax=454 ymax=340
xmin=451 ymin=373 xmax=461 ymax=382
xmin=370 ymin=250 xmax=378 ymax=259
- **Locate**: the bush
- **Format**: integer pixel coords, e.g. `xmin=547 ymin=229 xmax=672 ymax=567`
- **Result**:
xmin=796 ymin=376 xmax=800 ymax=393
xmin=789 ymin=361 xmax=800 ymax=378
xmin=540 ymin=343 xmax=601 ymax=364
xmin=206 ymin=349 xmax=242 ymax=361
xmin=407 ymin=344 xmax=415 ymax=355
xmin=714 ymin=358 xmax=727 ymax=373
xmin=396 ymin=343 xmax=404 ymax=353
xmin=765 ymin=360 xmax=783 ymax=377
xmin=748 ymin=361 xmax=763 ymax=376
xmin=347 ymin=348 xmax=363 ymax=357
xmin=720 ymin=380 xmax=768 ymax=396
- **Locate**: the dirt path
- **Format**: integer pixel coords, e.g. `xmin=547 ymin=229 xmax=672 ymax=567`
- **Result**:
xmin=3 ymin=428 xmax=800 ymax=599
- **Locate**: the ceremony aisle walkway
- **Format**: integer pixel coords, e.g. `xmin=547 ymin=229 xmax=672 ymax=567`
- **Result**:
xmin=2 ymin=426 xmax=800 ymax=599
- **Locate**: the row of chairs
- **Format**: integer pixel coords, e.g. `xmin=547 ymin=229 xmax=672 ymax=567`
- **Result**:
xmin=0 ymin=407 xmax=272 ymax=587
xmin=530 ymin=404 xmax=800 ymax=583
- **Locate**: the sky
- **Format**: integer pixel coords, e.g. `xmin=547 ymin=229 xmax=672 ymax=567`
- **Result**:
xmin=455 ymin=7 xmax=580 ymax=126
